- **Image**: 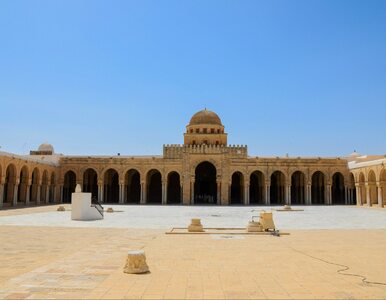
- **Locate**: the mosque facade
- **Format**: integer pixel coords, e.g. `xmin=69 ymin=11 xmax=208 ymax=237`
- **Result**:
xmin=0 ymin=109 xmax=385 ymax=207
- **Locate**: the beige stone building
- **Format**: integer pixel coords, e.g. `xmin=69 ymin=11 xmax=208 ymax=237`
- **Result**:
xmin=0 ymin=109 xmax=384 ymax=208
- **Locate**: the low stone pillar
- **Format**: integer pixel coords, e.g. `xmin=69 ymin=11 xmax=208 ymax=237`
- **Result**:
xmin=188 ymin=218 xmax=204 ymax=232
xmin=247 ymin=221 xmax=263 ymax=232
xmin=124 ymin=250 xmax=149 ymax=274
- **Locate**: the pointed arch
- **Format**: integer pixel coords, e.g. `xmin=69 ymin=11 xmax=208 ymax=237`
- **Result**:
xmin=63 ymin=170 xmax=76 ymax=203
xmin=167 ymin=171 xmax=181 ymax=204
xmin=18 ymin=166 xmax=29 ymax=204
xmin=332 ymin=172 xmax=345 ymax=205
xmin=311 ymin=171 xmax=325 ymax=204
xmin=270 ymin=171 xmax=285 ymax=205
xmin=230 ymin=171 xmax=244 ymax=205
xmin=4 ymin=164 xmax=17 ymax=205
xmin=194 ymin=161 xmax=217 ymax=204
xmin=250 ymin=171 xmax=265 ymax=205
xmin=83 ymin=168 xmax=98 ymax=200
xmin=104 ymin=169 xmax=119 ymax=203
xmin=30 ymin=168 xmax=40 ymax=203
xmin=147 ymin=169 xmax=162 ymax=204
xmin=125 ymin=169 xmax=141 ymax=204
xmin=291 ymin=171 xmax=305 ymax=205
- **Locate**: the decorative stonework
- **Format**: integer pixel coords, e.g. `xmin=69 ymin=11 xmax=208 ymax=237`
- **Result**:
xmin=188 ymin=218 xmax=204 ymax=232
xmin=247 ymin=221 xmax=263 ymax=232
xmin=124 ymin=250 xmax=149 ymax=274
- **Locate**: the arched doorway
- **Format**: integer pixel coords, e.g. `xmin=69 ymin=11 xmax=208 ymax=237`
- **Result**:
xmin=104 ymin=169 xmax=119 ymax=203
xmin=83 ymin=168 xmax=98 ymax=200
xmin=147 ymin=169 xmax=162 ymax=204
xmin=250 ymin=171 xmax=264 ymax=205
xmin=30 ymin=168 xmax=40 ymax=204
xmin=349 ymin=173 xmax=356 ymax=205
xmin=312 ymin=171 xmax=325 ymax=204
xmin=18 ymin=166 xmax=29 ymax=204
xmin=359 ymin=172 xmax=366 ymax=205
xmin=167 ymin=172 xmax=181 ymax=204
xmin=368 ymin=170 xmax=377 ymax=205
xmin=41 ymin=170 xmax=49 ymax=204
xmin=230 ymin=172 xmax=243 ymax=205
xmin=332 ymin=172 xmax=345 ymax=204
xmin=4 ymin=164 xmax=17 ymax=205
xmin=291 ymin=171 xmax=305 ymax=205
xmin=381 ymin=169 xmax=386 ymax=206
xmin=125 ymin=169 xmax=141 ymax=204
xmin=49 ymin=173 xmax=56 ymax=203
xmin=63 ymin=171 xmax=76 ymax=203
xmin=270 ymin=171 xmax=285 ymax=205
xmin=195 ymin=161 xmax=217 ymax=205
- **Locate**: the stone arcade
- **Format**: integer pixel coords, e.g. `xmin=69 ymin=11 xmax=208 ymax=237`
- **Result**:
xmin=0 ymin=109 xmax=385 ymax=207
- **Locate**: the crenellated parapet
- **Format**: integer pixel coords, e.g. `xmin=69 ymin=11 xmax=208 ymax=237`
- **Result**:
xmin=163 ymin=144 xmax=248 ymax=158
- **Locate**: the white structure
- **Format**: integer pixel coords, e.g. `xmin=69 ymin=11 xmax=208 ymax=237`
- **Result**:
xmin=71 ymin=184 xmax=103 ymax=221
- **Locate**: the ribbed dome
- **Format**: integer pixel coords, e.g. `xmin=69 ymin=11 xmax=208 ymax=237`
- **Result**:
xmin=189 ymin=109 xmax=222 ymax=126
xmin=38 ymin=143 xmax=54 ymax=153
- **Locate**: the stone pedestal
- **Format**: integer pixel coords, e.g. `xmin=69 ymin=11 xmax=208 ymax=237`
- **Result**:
xmin=188 ymin=218 xmax=204 ymax=232
xmin=247 ymin=221 xmax=263 ymax=232
xmin=124 ymin=250 xmax=149 ymax=274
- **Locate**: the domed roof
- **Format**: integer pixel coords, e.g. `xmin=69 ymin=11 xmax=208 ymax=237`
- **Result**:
xmin=189 ymin=109 xmax=222 ymax=126
xmin=38 ymin=143 xmax=54 ymax=153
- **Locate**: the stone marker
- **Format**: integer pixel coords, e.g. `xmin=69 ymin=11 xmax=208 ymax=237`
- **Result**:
xmin=57 ymin=206 xmax=65 ymax=211
xmin=188 ymin=218 xmax=204 ymax=232
xmin=247 ymin=221 xmax=263 ymax=232
xmin=124 ymin=250 xmax=149 ymax=274
xmin=106 ymin=207 xmax=114 ymax=213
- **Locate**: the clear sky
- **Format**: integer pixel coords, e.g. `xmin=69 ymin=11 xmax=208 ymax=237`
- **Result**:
xmin=0 ymin=0 xmax=385 ymax=157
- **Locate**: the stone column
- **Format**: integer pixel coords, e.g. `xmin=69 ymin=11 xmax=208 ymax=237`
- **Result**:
xmin=285 ymin=184 xmax=291 ymax=205
xmin=216 ymin=180 xmax=221 ymax=205
xmin=306 ymin=184 xmax=312 ymax=205
xmin=52 ymin=185 xmax=57 ymax=203
xmin=355 ymin=184 xmax=361 ymax=206
xmin=366 ymin=183 xmax=371 ymax=207
xmin=98 ymin=183 xmax=104 ymax=203
xmin=377 ymin=182 xmax=383 ymax=207
xmin=325 ymin=184 xmax=331 ymax=205
xmin=162 ymin=181 xmax=167 ymax=205
xmin=26 ymin=184 xmax=31 ymax=205
xmin=13 ymin=181 xmax=19 ymax=206
xmin=140 ymin=181 xmax=146 ymax=204
xmin=244 ymin=181 xmax=250 ymax=205
xmin=0 ymin=183 xmax=4 ymax=208
xmin=119 ymin=183 xmax=124 ymax=204
xmin=36 ymin=184 xmax=41 ymax=205
xmin=45 ymin=186 xmax=50 ymax=204
xmin=345 ymin=187 xmax=349 ymax=205
xmin=265 ymin=182 xmax=270 ymax=205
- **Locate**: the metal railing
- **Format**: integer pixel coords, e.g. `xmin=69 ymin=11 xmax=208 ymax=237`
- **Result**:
xmin=91 ymin=197 xmax=104 ymax=217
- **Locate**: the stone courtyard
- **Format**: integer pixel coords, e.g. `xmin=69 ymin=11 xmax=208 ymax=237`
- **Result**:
xmin=0 ymin=205 xmax=386 ymax=299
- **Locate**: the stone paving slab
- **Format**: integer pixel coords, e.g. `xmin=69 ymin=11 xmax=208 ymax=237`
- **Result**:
xmin=0 ymin=226 xmax=385 ymax=299
xmin=0 ymin=205 xmax=385 ymax=229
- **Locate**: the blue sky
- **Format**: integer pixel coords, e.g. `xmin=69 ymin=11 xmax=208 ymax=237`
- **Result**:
xmin=0 ymin=0 xmax=385 ymax=157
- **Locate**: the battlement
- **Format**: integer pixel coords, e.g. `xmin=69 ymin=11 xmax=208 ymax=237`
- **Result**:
xmin=163 ymin=144 xmax=248 ymax=159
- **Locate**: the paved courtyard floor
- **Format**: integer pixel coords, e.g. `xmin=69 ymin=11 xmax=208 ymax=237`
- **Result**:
xmin=0 ymin=205 xmax=385 ymax=299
